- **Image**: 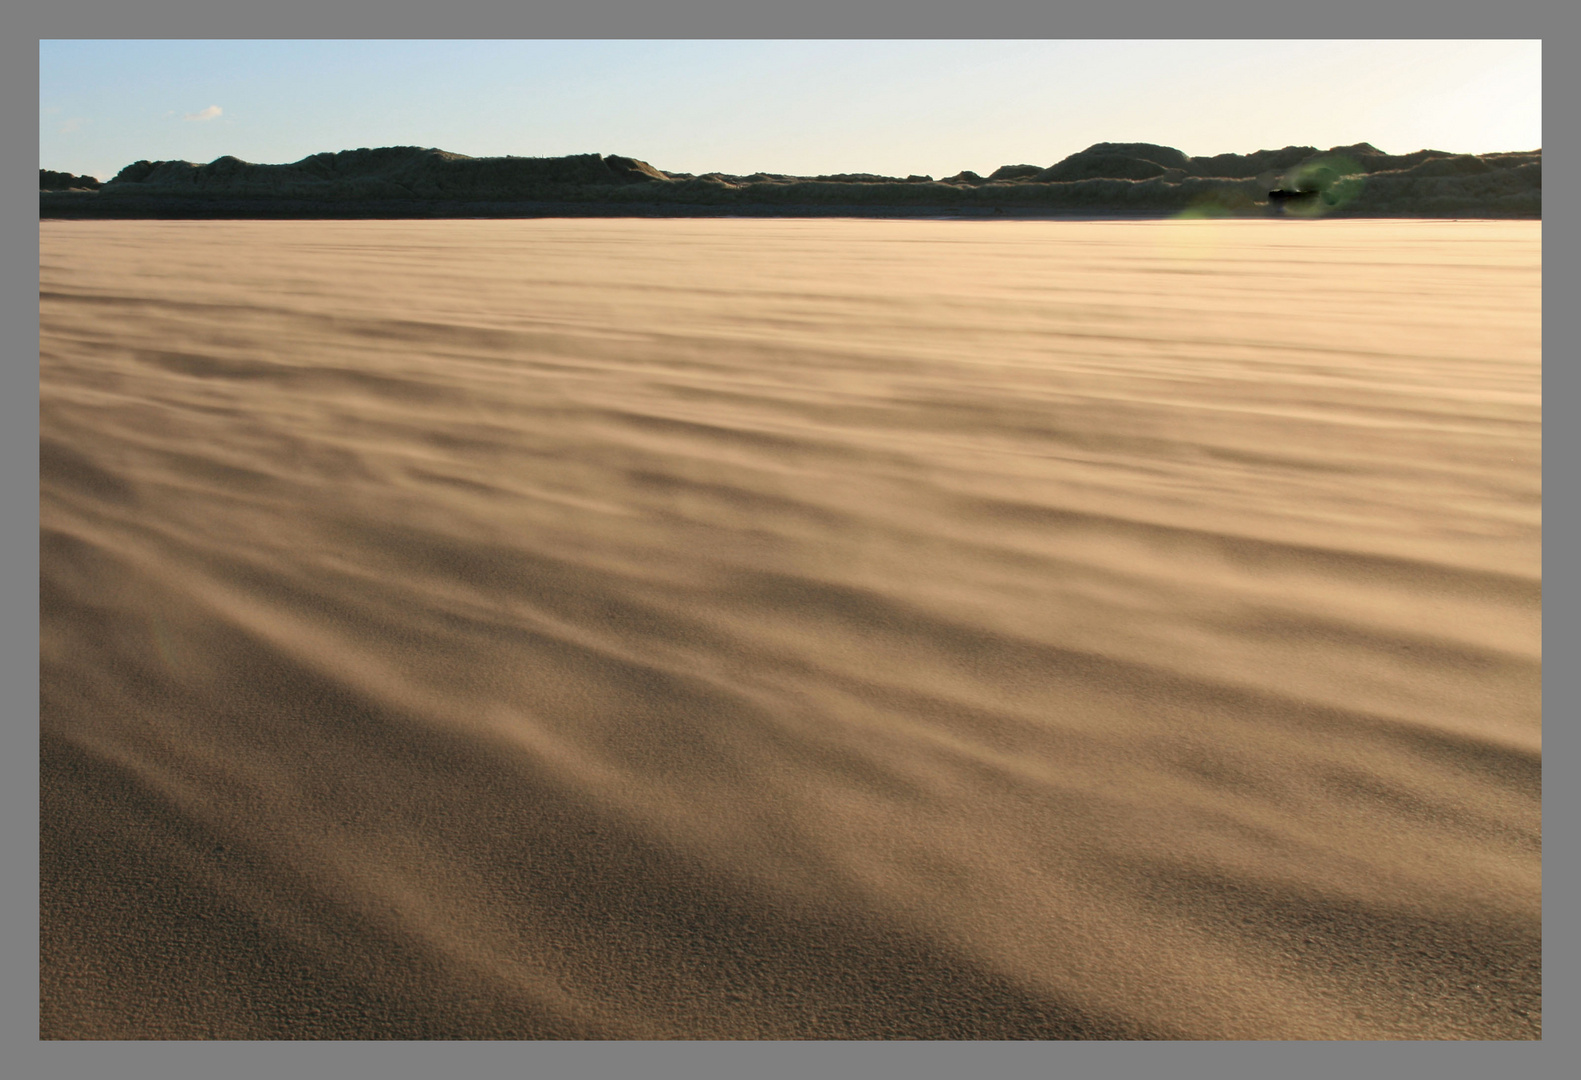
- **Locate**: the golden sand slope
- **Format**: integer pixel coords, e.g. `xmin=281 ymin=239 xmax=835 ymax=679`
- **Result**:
xmin=40 ymin=219 xmax=1540 ymax=1039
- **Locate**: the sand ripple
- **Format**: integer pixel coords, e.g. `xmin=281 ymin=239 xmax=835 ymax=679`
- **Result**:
xmin=40 ymin=219 xmax=1540 ymax=1038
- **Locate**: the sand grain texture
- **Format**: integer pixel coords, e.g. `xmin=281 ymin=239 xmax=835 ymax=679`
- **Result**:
xmin=40 ymin=219 xmax=1541 ymax=1039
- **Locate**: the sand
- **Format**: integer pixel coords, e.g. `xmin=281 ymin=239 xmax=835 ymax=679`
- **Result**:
xmin=39 ymin=218 xmax=1541 ymax=1040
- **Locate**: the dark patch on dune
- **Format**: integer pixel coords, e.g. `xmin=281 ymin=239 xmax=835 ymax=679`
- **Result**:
xmin=41 ymin=142 xmax=1540 ymax=219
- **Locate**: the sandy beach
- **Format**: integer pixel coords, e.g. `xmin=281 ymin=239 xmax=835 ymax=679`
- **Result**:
xmin=39 ymin=217 xmax=1540 ymax=1039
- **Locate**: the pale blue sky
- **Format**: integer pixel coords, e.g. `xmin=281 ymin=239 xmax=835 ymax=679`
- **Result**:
xmin=40 ymin=40 xmax=1542 ymax=181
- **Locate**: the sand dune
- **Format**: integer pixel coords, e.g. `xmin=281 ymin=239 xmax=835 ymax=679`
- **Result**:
xmin=39 ymin=218 xmax=1541 ymax=1039
xmin=40 ymin=142 xmax=1541 ymax=218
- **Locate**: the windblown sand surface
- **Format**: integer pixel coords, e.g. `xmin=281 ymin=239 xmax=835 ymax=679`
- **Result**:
xmin=39 ymin=218 xmax=1541 ymax=1039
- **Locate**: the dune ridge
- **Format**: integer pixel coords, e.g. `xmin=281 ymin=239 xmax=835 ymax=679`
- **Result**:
xmin=39 ymin=169 xmax=102 ymax=192
xmin=40 ymin=218 xmax=1540 ymax=1039
xmin=40 ymin=142 xmax=1541 ymax=218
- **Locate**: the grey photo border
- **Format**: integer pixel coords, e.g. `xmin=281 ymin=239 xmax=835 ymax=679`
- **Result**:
xmin=13 ymin=4 xmax=1559 ymax=1078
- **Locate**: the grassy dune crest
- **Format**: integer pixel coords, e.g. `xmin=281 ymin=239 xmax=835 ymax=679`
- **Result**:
xmin=41 ymin=142 xmax=1540 ymax=218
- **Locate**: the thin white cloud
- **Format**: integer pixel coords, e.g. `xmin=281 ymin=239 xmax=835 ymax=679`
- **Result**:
xmin=59 ymin=117 xmax=87 ymax=134
xmin=183 ymin=105 xmax=223 ymax=122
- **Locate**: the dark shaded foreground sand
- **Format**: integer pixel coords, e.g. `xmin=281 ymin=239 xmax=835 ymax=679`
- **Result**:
xmin=40 ymin=219 xmax=1540 ymax=1039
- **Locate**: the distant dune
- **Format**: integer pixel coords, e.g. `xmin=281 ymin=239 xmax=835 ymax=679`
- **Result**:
xmin=40 ymin=142 xmax=1541 ymax=219
xmin=39 ymin=169 xmax=103 ymax=192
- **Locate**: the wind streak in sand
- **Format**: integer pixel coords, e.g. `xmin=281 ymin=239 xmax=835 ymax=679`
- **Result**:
xmin=40 ymin=219 xmax=1540 ymax=1039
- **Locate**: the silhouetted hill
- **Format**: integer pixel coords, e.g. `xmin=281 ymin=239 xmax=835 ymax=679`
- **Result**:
xmin=40 ymin=169 xmax=102 ymax=192
xmin=101 ymin=147 xmax=670 ymax=197
xmin=40 ymin=143 xmax=1541 ymax=219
